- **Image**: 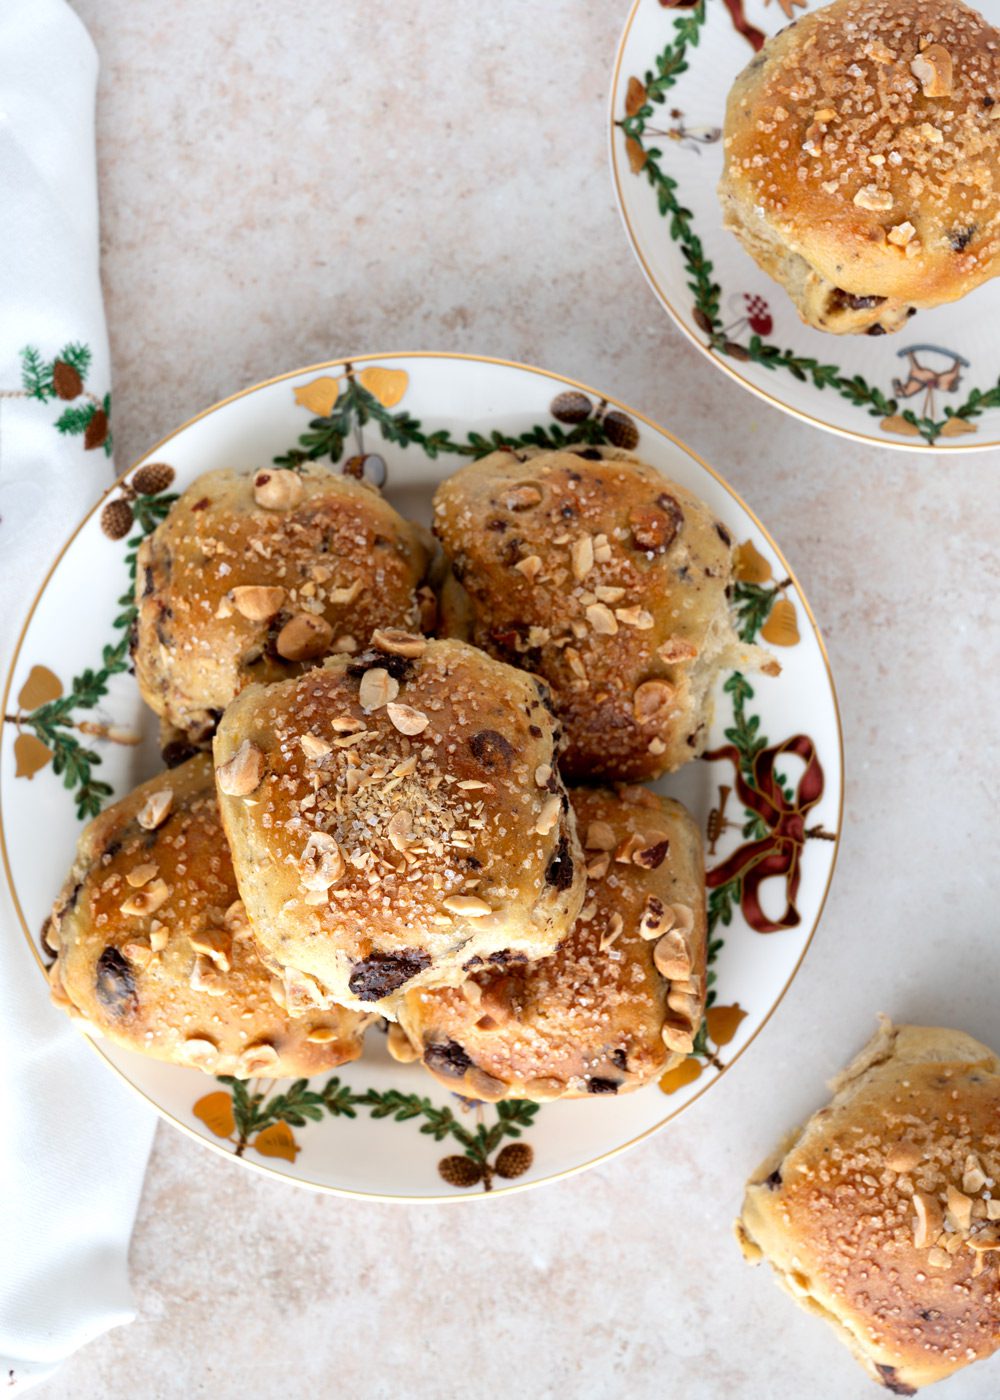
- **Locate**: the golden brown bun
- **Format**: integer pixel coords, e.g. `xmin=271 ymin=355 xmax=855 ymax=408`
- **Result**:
xmin=737 ymin=1018 xmax=1000 ymax=1392
xmin=432 ymin=446 xmax=770 ymax=782
xmin=213 ymin=635 xmax=585 ymax=1018
xmin=719 ymin=0 xmax=1000 ymax=335
xmin=391 ymin=785 xmax=707 ymax=1101
xmin=134 ymin=463 xmax=432 ymax=740
xmin=46 ymin=755 xmax=370 ymax=1078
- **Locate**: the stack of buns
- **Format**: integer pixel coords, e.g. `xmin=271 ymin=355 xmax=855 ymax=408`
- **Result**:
xmin=47 ymin=444 xmax=767 ymax=1095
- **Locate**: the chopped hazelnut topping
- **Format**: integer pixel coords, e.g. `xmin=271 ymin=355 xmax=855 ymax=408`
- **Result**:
xmin=386 ymin=810 xmax=413 ymax=852
xmin=633 ymin=678 xmax=675 ymax=725
xmin=534 ymin=764 xmax=552 ymax=787
xmin=300 ymin=733 xmax=332 ymax=760
xmin=534 ymin=794 xmax=562 ymax=836
xmin=657 ymin=638 xmax=697 ymax=664
xmin=331 ymin=715 xmax=365 ymax=734
xmin=371 ymin=628 xmax=426 ymax=658
xmin=239 ymin=1043 xmax=280 ymax=1075
xmin=329 ymin=580 xmax=363 ymax=605
xmin=885 ymin=1140 xmax=922 ymax=1173
xmin=571 ymin=534 xmax=594 ymax=581
xmin=615 ymin=606 xmax=654 ymax=630
xmin=305 ymin=1026 xmax=340 ymax=1045
xmin=515 ymin=555 xmax=542 ymax=580
xmin=121 ymin=939 xmax=152 ymax=970
xmin=179 ymin=1036 xmax=218 ymax=1065
xmin=126 ymin=862 xmax=158 ymax=889
xmin=137 ymin=789 xmax=172 ymax=830
xmin=253 ymin=468 xmax=304 ymax=511
xmin=963 ymin=1155 xmax=987 ymax=1195
xmin=358 ymin=667 xmax=399 ymax=712
xmin=585 ymin=820 xmax=616 ymax=851
xmin=190 ymin=954 xmax=226 ymax=996
xmin=946 ymin=1184 xmax=973 ymax=1233
xmin=638 ymin=895 xmax=673 ymax=941
xmin=276 ymin=613 xmax=333 ymax=661
xmin=442 ymin=893 xmax=492 ymax=918
xmin=189 ymin=928 xmax=232 ymax=972
xmin=913 ymin=1191 xmax=943 ymax=1248
xmin=910 ymin=44 xmax=953 ymax=98
xmin=653 ymin=927 xmax=692 ymax=980
xmin=230 ymin=585 xmax=286 ymax=621
xmin=504 ymin=484 xmax=542 ymax=511
xmin=586 ymin=603 xmax=618 ymax=635
xmin=300 ymin=831 xmax=345 ymax=891
xmin=887 ymin=221 xmax=917 ymax=247
xmin=120 ymin=878 xmax=169 ymax=918
xmin=386 ymin=702 xmax=429 ymax=735
xmin=216 ymin=740 xmax=265 ymax=797
xmin=586 ymin=851 xmax=611 ymax=879
xmin=853 ymin=184 xmax=893 ymax=212
xmin=662 ymin=1021 xmax=695 ymax=1055
xmin=600 ymin=912 xmax=624 ymax=952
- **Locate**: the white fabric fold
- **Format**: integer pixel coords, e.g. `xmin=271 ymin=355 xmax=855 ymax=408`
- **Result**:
xmin=0 ymin=1 xmax=156 ymax=1391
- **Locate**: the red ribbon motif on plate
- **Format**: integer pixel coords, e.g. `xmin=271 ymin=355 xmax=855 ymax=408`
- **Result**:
xmin=705 ymin=734 xmax=827 ymax=933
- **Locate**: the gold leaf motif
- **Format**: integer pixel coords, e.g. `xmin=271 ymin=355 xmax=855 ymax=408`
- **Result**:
xmin=732 ymin=540 xmax=772 ymax=585
xmin=939 ymin=417 xmax=977 ymax=437
xmin=761 ymin=597 xmax=800 ymax=648
xmin=625 ymin=77 xmax=647 ymax=117
xmin=705 ymin=1003 xmax=748 ymax=1048
xmin=658 ymin=1058 xmax=703 ymax=1095
xmin=14 ymin=733 xmax=52 ymax=779
xmin=358 ymin=366 xmax=409 ymax=408
xmin=294 ymin=376 xmax=342 ymax=417
xmin=192 ymin=1091 xmax=236 ymax=1139
xmin=879 ymin=413 xmax=922 ymax=438
xmin=17 ymin=664 xmax=63 ymax=711
xmin=253 ymin=1121 xmax=300 ymax=1162
xmin=626 ymin=137 xmax=648 ymax=174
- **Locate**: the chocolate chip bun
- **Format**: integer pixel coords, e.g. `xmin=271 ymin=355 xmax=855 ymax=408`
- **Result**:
xmin=213 ymin=634 xmax=585 ymax=1018
xmin=737 ymin=1019 xmax=1000 ymax=1393
xmin=433 ymin=445 xmax=771 ymax=781
xmin=390 ymin=785 xmax=707 ymax=1101
xmin=134 ymin=463 xmax=433 ymax=742
xmin=719 ymin=0 xmax=1000 ymax=335
xmin=46 ymin=755 xmax=370 ymax=1078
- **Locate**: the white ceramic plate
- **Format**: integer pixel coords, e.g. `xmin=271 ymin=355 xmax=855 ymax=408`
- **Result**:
xmin=611 ymin=0 xmax=1000 ymax=451
xmin=1 ymin=353 xmax=842 ymax=1199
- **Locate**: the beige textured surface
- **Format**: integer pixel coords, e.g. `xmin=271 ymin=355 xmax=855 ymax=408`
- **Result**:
xmin=54 ymin=2 xmax=999 ymax=1397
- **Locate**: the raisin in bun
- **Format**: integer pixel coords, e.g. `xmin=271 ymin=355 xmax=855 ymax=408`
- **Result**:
xmin=737 ymin=1018 xmax=1000 ymax=1393
xmin=134 ymin=463 xmax=433 ymax=741
xmin=390 ymin=785 xmax=707 ymax=1101
xmin=213 ymin=634 xmax=585 ymax=1018
xmin=46 ymin=755 xmax=370 ymax=1078
xmin=719 ymin=0 xmax=1000 ymax=335
xmin=433 ymin=445 xmax=772 ymax=781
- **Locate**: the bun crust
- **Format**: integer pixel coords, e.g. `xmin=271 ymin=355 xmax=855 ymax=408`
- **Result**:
xmin=433 ymin=446 xmax=767 ymax=781
xmin=213 ymin=636 xmax=585 ymax=1017
xmin=134 ymin=464 xmax=432 ymax=740
xmin=392 ymin=785 xmax=707 ymax=1101
xmin=47 ymin=755 xmax=370 ymax=1078
xmin=719 ymin=0 xmax=1000 ymax=334
xmin=737 ymin=1019 xmax=1000 ymax=1392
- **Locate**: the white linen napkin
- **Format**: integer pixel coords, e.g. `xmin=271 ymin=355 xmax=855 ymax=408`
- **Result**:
xmin=0 ymin=1 xmax=156 ymax=1390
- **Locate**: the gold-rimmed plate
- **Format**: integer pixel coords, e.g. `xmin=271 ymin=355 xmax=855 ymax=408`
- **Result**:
xmin=611 ymin=0 xmax=1000 ymax=451
xmin=1 ymin=353 xmax=842 ymax=1198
